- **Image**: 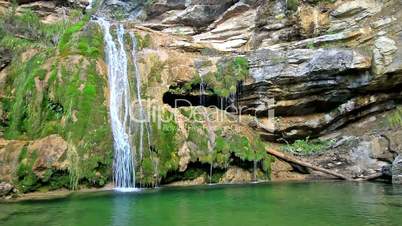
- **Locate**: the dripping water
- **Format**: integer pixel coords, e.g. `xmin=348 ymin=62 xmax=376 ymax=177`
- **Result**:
xmin=198 ymin=75 xmax=214 ymax=184
xmin=129 ymin=32 xmax=155 ymax=187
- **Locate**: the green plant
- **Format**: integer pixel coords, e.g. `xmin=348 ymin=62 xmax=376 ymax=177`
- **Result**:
xmin=0 ymin=9 xmax=82 ymax=49
xmin=58 ymin=18 xmax=89 ymax=55
xmin=16 ymin=147 xmax=40 ymax=192
xmin=306 ymin=41 xmax=315 ymax=49
xmin=387 ymin=107 xmax=402 ymax=128
xmin=112 ymin=8 xmax=126 ymax=21
xmin=282 ymin=137 xmax=332 ymax=155
xmin=135 ymin=32 xmax=152 ymax=50
xmin=287 ymin=0 xmax=299 ymax=11
xmin=203 ymin=56 xmax=249 ymax=97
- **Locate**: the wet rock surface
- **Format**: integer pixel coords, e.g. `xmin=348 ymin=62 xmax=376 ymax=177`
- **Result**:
xmin=392 ymin=155 xmax=402 ymax=184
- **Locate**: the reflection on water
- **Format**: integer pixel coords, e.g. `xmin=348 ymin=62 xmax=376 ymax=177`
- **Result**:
xmin=112 ymin=195 xmax=133 ymax=226
xmin=1 ymin=182 xmax=401 ymax=226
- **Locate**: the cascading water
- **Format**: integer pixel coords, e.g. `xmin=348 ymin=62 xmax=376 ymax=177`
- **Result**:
xmin=97 ymin=18 xmax=136 ymax=191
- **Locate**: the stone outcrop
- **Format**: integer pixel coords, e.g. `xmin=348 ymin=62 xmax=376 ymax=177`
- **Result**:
xmin=0 ymin=182 xmax=14 ymax=197
xmin=233 ymin=0 xmax=402 ymax=141
xmin=219 ymin=167 xmax=253 ymax=184
xmin=27 ymin=135 xmax=69 ymax=178
xmin=153 ymin=0 xmax=235 ymax=30
xmin=0 ymin=135 xmax=68 ymax=183
xmin=2 ymin=0 xmax=402 ymax=192
xmin=135 ymin=0 xmax=402 ymax=182
xmin=392 ymin=155 xmax=402 ymax=184
xmin=0 ymin=0 xmax=90 ymax=23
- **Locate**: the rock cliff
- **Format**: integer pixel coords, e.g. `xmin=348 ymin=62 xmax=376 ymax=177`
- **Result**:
xmin=1 ymin=0 xmax=402 ymax=197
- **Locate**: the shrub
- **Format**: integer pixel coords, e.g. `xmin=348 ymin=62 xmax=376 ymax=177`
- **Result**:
xmin=387 ymin=107 xmax=402 ymax=128
xmin=204 ymin=56 xmax=249 ymax=97
xmin=282 ymin=137 xmax=333 ymax=155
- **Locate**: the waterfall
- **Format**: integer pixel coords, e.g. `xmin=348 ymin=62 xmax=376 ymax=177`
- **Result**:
xmin=97 ymin=18 xmax=136 ymax=191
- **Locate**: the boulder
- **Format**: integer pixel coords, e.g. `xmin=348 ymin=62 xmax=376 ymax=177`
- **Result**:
xmin=0 ymin=135 xmax=68 ymax=183
xmin=146 ymin=0 xmax=187 ymax=17
xmin=167 ymin=175 xmax=206 ymax=186
xmin=270 ymin=158 xmax=306 ymax=181
xmin=0 ymin=140 xmax=27 ymax=182
xmin=392 ymin=155 xmax=402 ymax=184
xmin=0 ymin=182 xmax=13 ymax=197
xmin=27 ymin=135 xmax=69 ymax=179
xmin=165 ymin=0 xmax=235 ymax=29
xmin=373 ymin=36 xmax=398 ymax=75
xmin=219 ymin=167 xmax=252 ymax=183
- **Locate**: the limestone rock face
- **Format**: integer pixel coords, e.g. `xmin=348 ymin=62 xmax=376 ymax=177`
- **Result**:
xmin=392 ymin=155 xmax=402 ymax=184
xmin=146 ymin=0 xmax=187 ymax=17
xmin=219 ymin=167 xmax=253 ymax=184
xmin=0 ymin=135 xmax=68 ymax=183
xmin=0 ymin=140 xmax=27 ymax=182
xmin=27 ymin=135 xmax=69 ymax=179
xmin=165 ymin=0 xmax=235 ymax=29
xmin=0 ymin=0 xmax=90 ymax=24
xmin=373 ymin=36 xmax=398 ymax=75
xmin=270 ymin=159 xmax=306 ymax=181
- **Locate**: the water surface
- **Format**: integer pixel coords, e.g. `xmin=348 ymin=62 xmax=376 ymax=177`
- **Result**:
xmin=1 ymin=181 xmax=401 ymax=226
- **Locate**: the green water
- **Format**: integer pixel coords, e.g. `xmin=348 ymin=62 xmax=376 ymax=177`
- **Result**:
xmin=1 ymin=181 xmax=401 ymax=226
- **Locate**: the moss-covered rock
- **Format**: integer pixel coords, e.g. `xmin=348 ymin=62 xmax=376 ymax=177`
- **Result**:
xmin=0 ymin=11 xmax=113 ymax=192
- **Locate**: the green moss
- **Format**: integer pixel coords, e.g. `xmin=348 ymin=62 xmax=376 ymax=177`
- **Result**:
xmin=287 ymin=0 xmax=299 ymax=11
xmin=180 ymin=108 xmax=204 ymax=121
xmin=185 ymin=120 xmax=213 ymax=165
xmin=142 ymin=54 xmax=165 ymax=97
xmin=203 ymin=56 xmax=249 ymax=97
xmin=135 ymin=32 xmax=152 ymax=50
xmin=0 ymin=35 xmax=36 ymax=52
xmin=76 ymin=26 xmax=104 ymax=59
xmin=59 ymin=17 xmax=89 ymax=55
xmin=148 ymin=55 xmax=165 ymax=83
xmin=147 ymin=110 xmax=180 ymax=185
xmin=0 ymin=8 xmax=84 ymax=51
xmin=4 ymin=52 xmax=49 ymax=139
xmin=210 ymin=170 xmax=224 ymax=183
xmin=51 ymin=61 xmax=112 ymax=188
xmin=1 ymin=9 xmax=112 ymax=191
xmin=16 ymin=147 xmax=40 ymax=193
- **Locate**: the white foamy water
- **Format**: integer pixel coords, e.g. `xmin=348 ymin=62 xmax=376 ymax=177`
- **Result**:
xmin=97 ymin=18 xmax=135 ymax=189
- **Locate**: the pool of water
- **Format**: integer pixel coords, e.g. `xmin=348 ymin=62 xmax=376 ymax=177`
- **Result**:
xmin=1 ymin=181 xmax=401 ymax=226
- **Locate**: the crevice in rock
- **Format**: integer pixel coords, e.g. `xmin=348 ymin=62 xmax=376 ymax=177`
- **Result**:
xmin=162 ymin=84 xmax=238 ymax=110
xmin=163 ymin=92 xmax=224 ymax=108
